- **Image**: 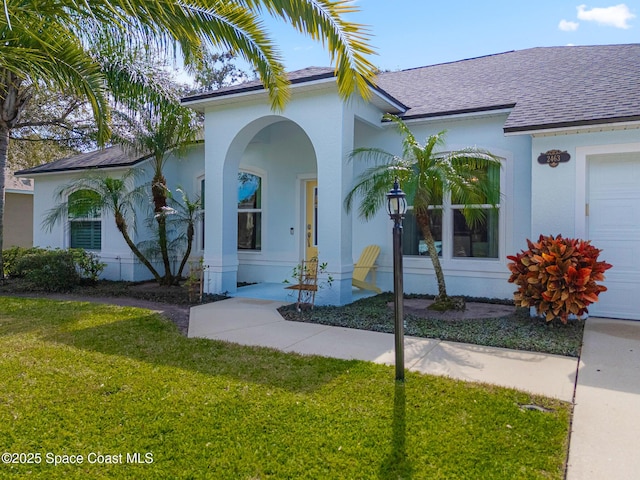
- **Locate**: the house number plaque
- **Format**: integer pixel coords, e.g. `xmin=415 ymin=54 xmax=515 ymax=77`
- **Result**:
xmin=538 ymin=149 xmax=570 ymax=168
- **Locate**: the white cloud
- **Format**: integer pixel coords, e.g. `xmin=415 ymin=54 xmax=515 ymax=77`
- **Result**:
xmin=559 ymin=19 xmax=580 ymax=31
xmin=577 ymin=4 xmax=636 ymax=29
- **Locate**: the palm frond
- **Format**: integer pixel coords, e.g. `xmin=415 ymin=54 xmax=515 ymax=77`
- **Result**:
xmin=242 ymin=0 xmax=377 ymax=101
xmin=345 ymin=160 xmax=410 ymax=219
xmin=348 ymin=146 xmax=397 ymax=164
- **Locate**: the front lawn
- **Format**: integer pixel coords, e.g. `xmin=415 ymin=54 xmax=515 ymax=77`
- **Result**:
xmin=0 ymin=297 xmax=571 ymax=479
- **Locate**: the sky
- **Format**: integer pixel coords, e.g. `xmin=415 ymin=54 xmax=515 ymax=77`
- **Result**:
xmin=252 ymin=1 xmax=639 ymax=72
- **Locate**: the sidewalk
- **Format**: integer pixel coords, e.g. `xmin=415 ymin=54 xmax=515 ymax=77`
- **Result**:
xmin=189 ymin=297 xmax=578 ymax=401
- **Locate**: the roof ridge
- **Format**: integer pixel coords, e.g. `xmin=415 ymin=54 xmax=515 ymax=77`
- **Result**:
xmin=387 ymin=43 xmax=640 ymax=75
xmin=393 ymin=49 xmax=517 ymax=73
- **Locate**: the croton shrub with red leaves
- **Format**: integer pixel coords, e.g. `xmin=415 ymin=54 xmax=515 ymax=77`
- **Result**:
xmin=507 ymin=235 xmax=612 ymax=323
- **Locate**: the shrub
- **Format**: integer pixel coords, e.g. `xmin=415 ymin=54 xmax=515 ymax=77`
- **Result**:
xmin=507 ymin=235 xmax=612 ymax=323
xmin=6 ymin=248 xmax=106 ymax=291
xmin=68 ymin=248 xmax=106 ymax=282
xmin=16 ymin=250 xmax=80 ymax=292
xmin=2 ymin=246 xmax=47 ymax=277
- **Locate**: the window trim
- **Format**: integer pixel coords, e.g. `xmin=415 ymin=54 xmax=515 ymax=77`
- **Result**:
xmin=237 ymin=168 xmax=266 ymax=252
xmin=67 ymin=189 xmax=102 ymax=251
xmin=402 ymin=158 xmax=506 ymax=268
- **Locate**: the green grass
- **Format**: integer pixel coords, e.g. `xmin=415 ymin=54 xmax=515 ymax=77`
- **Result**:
xmin=280 ymin=293 xmax=585 ymax=357
xmin=0 ymin=297 xmax=571 ymax=479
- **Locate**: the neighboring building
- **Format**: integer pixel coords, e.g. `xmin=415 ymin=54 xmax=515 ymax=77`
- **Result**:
xmin=18 ymin=44 xmax=640 ymax=319
xmin=4 ymin=172 xmax=33 ymax=248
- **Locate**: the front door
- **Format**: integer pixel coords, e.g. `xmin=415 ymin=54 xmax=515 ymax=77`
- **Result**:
xmin=305 ymin=180 xmax=318 ymax=260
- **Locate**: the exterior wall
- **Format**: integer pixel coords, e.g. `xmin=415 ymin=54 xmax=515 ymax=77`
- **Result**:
xmin=200 ymin=88 xmax=535 ymax=302
xmin=202 ymin=84 xmax=357 ymax=304
xmin=30 ymin=145 xmax=204 ymax=281
xmin=5 ymin=192 xmax=33 ymax=247
xmin=32 ymin=170 xmax=135 ymax=279
xmin=531 ymin=128 xmax=640 ymax=238
xmin=352 ymin=113 xmax=533 ymax=300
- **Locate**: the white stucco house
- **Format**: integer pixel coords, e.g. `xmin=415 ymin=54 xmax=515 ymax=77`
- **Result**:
xmin=17 ymin=44 xmax=640 ymax=319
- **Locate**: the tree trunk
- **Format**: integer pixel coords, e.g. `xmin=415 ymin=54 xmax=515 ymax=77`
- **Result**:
xmin=415 ymin=211 xmax=448 ymax=299
xmin=152 ymin=169 xmax=173 ymax=285
xmin=0 ymin=70 xmax=31 ymax=280
xmin=115 ymin=211 xmax=162 ymax=284
xmin=176 ymin=222 xmax=194 ymax=283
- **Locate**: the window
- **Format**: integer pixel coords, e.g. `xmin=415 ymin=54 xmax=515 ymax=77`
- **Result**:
xmin=68 ymin=190 xmax=101 ymax=250
xmin=403 ymin=163 xmax=500 ymax=259
xmin=237 ymin=172 xmax=262 ymax=250
xmin=403 ymin=208 xmax=443 ymax=256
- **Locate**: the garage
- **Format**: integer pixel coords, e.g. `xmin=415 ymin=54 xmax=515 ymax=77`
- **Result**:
xmin=587 ymin=152 xmax=640 ymax=320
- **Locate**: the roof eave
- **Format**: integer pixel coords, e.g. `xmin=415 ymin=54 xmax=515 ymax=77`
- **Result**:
xmin=5 ymin=188 xmax=33 ymax=194
xmin=504 ymin=115 xmax=640 ymax=135
xmin=366 ymin=83 xmax=409 ymax=114
xmin=14 ymin=155 xmax=152 ymax=177
xmin=397 ymin=104 xmax=516 ymax=122
xmin=181 ymin=71 xmax=337 ymax=108
xmin=181 ymin=73 xmax=408 ymax=114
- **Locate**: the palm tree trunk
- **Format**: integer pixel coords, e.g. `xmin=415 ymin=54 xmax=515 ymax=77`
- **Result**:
xmin=176 ymin=222 xmax=194 ymax=283
xmin=415 ymin=211 xmax=448 ymax=299
xmin=152 ymin=171 xmax=173 ymax=285
xmin=115 ymin=211 xmax=162 ymax=283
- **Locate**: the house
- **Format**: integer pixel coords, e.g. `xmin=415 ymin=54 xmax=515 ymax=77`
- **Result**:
xmin=4 ymin=171 xmax=33 ymax=248
xmin=16 ymin=144 xmax=204 ymax=281
xmin=18 ymin=44 xmax=640 ymax=319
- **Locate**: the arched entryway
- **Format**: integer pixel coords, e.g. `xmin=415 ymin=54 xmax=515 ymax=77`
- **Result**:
xmin=227 ymin=118 xmax=319 ymax=285
xmin=202 ymin=98 xmax=358 ymax=306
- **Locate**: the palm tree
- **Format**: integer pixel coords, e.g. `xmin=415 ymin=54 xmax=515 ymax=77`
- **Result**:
xmin=119 ymin=100 xmax=199 ymax=285
xmin=43 ymin=171 xmax=163 ymax=284
xmin=0 ymin=0 xmax=377 ymax=279
xmin=134 ymin=185 xmax=204 ymax=285
xmin=170 ymin=187 xmax=204 ymax=282
xmin=345 ymin=114 xmax=502 ymax=310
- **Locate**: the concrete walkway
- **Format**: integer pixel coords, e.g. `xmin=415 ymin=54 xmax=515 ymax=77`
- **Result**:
xmin=189 ymin=297 xmax=578 ymax=401
xmin=188 ymin=298 xmax=640 ymax=479
xmin=567 ymin=317 xmax=640 ymax=480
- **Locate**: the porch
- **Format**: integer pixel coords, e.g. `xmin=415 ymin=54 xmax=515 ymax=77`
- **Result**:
xmin=230 ymin=282 xmax=379 ymax=304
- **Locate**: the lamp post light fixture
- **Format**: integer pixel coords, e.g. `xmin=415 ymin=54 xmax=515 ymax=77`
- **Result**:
xmin=387 ymin=178 xmax=407 ymax=381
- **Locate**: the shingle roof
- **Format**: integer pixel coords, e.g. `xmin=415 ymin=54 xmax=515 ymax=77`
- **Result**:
xmin=183 ymin=44 xmax=640 ymax=133
xmin=15 ymin=145 xmax=150 ymax=175
xmin=18 ymin=45 xmax=640 ymax=177
xmin=378 ymin=44 xmax=640 ymax=132
xmin=182 ymin=66 xmax=336 ymax=103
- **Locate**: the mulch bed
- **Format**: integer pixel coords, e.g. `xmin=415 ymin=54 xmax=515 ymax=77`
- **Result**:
xmin=395 ymin=298 xmax=516 ymax=320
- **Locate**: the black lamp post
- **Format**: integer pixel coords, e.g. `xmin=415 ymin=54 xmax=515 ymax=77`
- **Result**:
xmin=387 ymin=178 xmax=407 ymax=381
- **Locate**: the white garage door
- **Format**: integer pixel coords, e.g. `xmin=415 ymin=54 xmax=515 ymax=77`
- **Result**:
xmin=588 ymin=152 xmax=640 ymax=319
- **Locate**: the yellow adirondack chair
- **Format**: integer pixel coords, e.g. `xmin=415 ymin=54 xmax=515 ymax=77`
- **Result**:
xmin=352 ymin=245 xmax=382 ymax=294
